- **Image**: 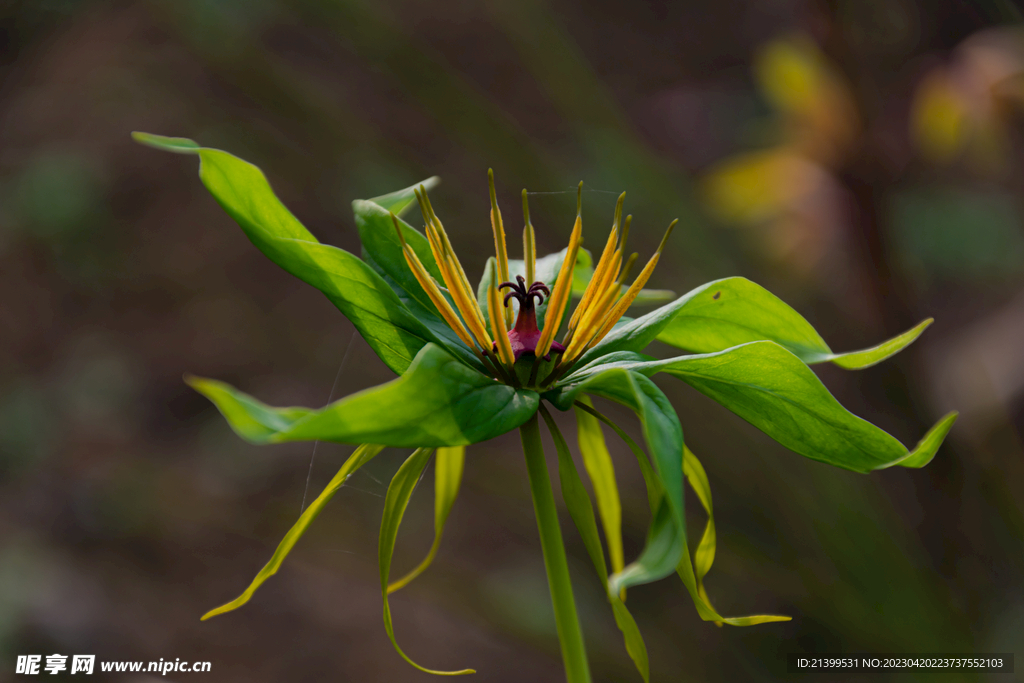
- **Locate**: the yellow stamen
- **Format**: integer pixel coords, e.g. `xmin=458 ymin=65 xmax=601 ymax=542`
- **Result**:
xmin=416 ymin=187 xmax=493 ymax=348
xmin=489 ymin=170 xmax=513 ymax=328
xmin=392 ymin=214 xmax=477 ymax=351
xmin=568 ymin=193 xmax=624 ymax=335
xmin=443 ymin=251 xmax=493 ymax=352
xmin=616 ymin=251 xmax=640 ymax=285
xmin=488 ymin=269 xmax=516 ymax=367
xmin=522 ymin=189 xmax=536 ymax=287
xmin=585 ymin=219 xmax=678 ymax=352
xmin=569 ymin=228 xmax=617 ymax=334
xmin=536 ymin=182 xmax=584 ymax=358
xmin=562 ymin=252 xmax=639 ymax=360
xmin=415 ymin=189 xmax=448 ymax=274
xmin=567 ymin=244 xmax=622 ymax=351
xmin=418 ymin=189 xmax=478 ymax=307
xmin=618 ymin=214 xmax=632 ymax=258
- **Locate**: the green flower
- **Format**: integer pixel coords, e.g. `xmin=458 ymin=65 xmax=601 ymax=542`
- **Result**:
xmin=133 ymin=132 xmax=958 ymax=683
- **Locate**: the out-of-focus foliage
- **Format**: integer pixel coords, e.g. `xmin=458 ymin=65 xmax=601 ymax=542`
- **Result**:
xmin=701 ymin=37 xmax=858 ymax=277
xmin=911 ymin=28 xmax=1024 ymax=171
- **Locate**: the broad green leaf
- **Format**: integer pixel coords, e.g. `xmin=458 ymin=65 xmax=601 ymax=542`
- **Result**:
xmin=368 ymin=176 xmax=440 ymax=216
xmin=581 ymin=276 xmax=930 ymax=370
xmin=133 ymin=132 xmax=438 ymax=375
xmin=656 ymin=277 xmax=932 ymax=368
xmin=380 ymin=447 xmax=474 ymax=676
xmin=652 ymin=278 xmax=828 ymax=360
xmin=574 ymin=397 xmax=624 ymax=576
xmin=546 ymin=369 xmax=685 ymax=595
xmin=565 ymin=341 xmax=957 ymax=473
xmin=189 ymin=343 xmax=539 ymax=448
xmin=388 ymin=445 xmax=465 ymax=593
xmin=539 ymin=407 xmax=649 ymax=683
xmin=201 ymin=443 xmax=384 ymax=620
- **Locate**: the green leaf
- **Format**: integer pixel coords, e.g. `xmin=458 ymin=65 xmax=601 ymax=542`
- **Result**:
xmin=380 ymin=447 xmax=474 ymax=676
xmin=582 ymin=277 xmax=929 ymax=370
xmin=823 ymin=319 xmax=933 ymax=369
xmin=201 ymin=443 xmax=384 ymax=620
xmin=133 ymin=133 xmax=440 ymax=375
xmin=574 ymin=398 xmax=624 ymax=575
xmin=879 ymin=411 xmax=959 ymax=469
xmin=388 ymin=445 xmax=465 ymax=593
xmin=133 ymin=132 xmax=200 ymax=153
xmin=683 ymin=447 xmax=715 ymax=582
xmin=565 ymin=341 xmax=956 ymax=473
xmin=368 ymin=176 xmax=441 ymax=216
xmin=188 ymin=343 xmax=539 ymax=448
xmin=546 ymin=370 xmax=686 ymax=596
xmin=540 ymin=407 xmax=649 ymax=683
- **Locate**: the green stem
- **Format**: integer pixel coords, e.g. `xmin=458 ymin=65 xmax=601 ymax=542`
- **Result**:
xmin=520 ymin=413 xmax=592 ymax=683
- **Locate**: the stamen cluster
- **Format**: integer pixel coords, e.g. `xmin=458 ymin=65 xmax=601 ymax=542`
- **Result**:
xmin=392 ymin=171 xmax=676 ymax=388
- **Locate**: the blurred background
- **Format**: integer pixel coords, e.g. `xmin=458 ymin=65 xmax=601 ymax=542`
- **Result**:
xmin=1 ymin=0 xmax=1023 ymax=681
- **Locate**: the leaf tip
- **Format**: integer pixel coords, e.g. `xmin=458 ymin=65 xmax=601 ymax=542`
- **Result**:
xmin=132 ymin=131 xmax=200 ymax=154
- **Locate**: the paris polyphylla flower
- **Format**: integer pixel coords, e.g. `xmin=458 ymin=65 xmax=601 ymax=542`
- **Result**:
xmin=132 ymin=131 xmax=958 ymax=683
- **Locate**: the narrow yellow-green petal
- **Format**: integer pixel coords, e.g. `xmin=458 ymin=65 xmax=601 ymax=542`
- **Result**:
xmin=201 ymin=444 xmax=384 ymax=620
xmin=575 ymin=398 xmax=624 ymax=575
xmin=540 ymin=407 xmax=648 ymax=683
xmin=388 ymin=446 xmax=465 ymax=593
xmin=677 ymin=446 xmax=791 ymax=626
xmin=381 ymin=447 xmax=475 ymax=676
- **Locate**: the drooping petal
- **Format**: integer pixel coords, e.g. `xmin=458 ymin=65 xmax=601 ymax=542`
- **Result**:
xmin=539 ymin=407 xmax=650 ymax=683
xmin=388 ymin=445 xmax=465 ymax=593
xmin=380 ymin=447 xmax=475 ymax=676
xmin=201 ymin=444 xmax=385 ymax=620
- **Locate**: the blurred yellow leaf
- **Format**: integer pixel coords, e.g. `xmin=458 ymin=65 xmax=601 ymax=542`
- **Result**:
xmin=702 ymin=150 xmax=821 ymax=225
xmin=911 ymin=72 xmax=968 ymax=162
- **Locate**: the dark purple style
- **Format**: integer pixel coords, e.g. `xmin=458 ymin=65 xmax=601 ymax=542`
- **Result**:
xmin=496 ymin=275 xmax=566 ymax=361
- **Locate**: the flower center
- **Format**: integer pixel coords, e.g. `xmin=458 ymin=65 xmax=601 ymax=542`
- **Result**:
xmin=496 ymin=276 xmax=565 ymax=361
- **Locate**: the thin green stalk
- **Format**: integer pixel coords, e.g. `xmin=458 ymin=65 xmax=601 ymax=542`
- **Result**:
xmin=519 ymin=413 xmax=592 ymax=683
